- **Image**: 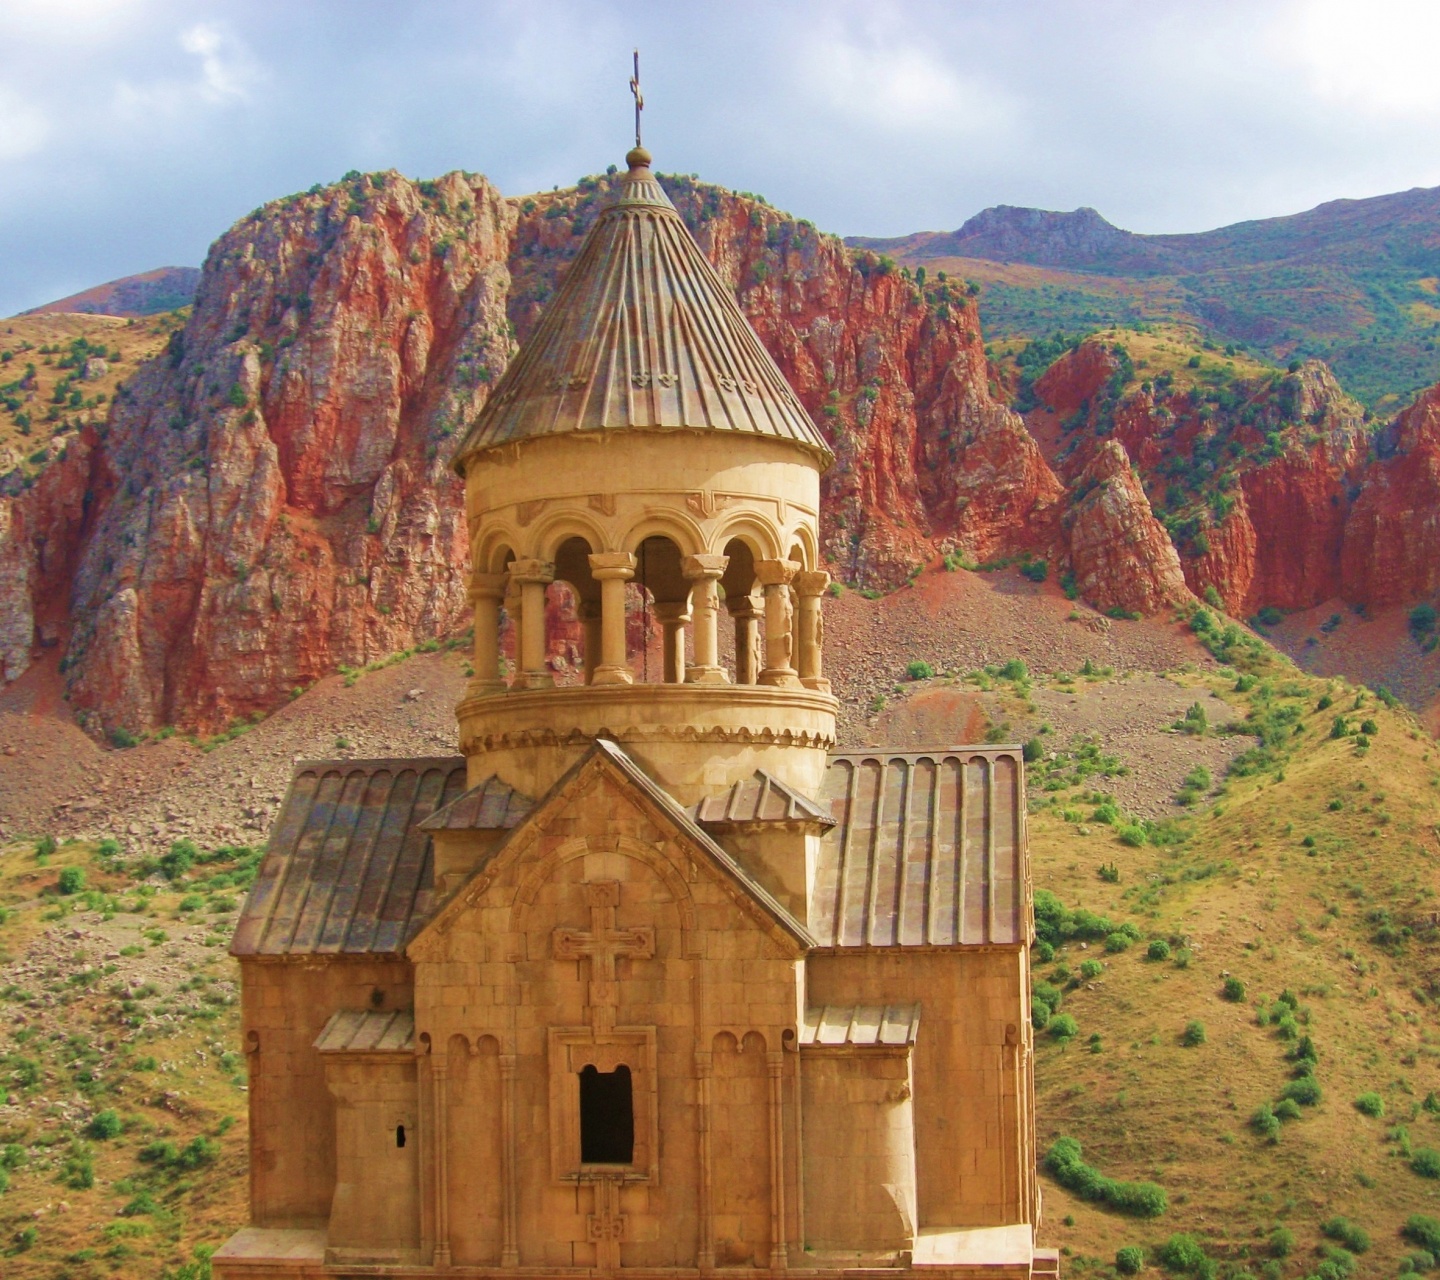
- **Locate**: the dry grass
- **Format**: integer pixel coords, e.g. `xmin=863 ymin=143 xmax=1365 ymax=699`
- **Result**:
xmin=0 ymin=837 xmax=247 ymax=1277
xmin=0 ymin=312 xmax=181 ymax=481
xmin=1030 ymin=663 xmax=1440 ymax=1275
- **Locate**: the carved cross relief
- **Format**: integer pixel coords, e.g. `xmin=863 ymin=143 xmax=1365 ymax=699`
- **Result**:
xmin=552 ymin=880 xmax=654 ymax=1034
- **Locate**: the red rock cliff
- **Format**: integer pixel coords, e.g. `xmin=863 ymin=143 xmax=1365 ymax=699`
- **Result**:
xmin=1 ymin=168 xmax=1059 ymax=736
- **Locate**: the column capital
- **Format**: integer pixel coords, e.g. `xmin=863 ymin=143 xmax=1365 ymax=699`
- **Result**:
xmin=653 ymin=601 xmax=693 ymax=625
xmin=681 ymin=553 xmax=729 ymax=581
xmin=468 ymin=571 xmax=509 ymax=602
xmin=588 ymin=551 xmax=637 ymax=581
xmin=725 ymin=591 xmax=761 ymax=619
xmin=508 ymin=557 xmax=554 ymax=585
xmin=795 ymin=569 xmax=831 ymax=597
xmin=755 ymin=557 xmax=800 ymax=587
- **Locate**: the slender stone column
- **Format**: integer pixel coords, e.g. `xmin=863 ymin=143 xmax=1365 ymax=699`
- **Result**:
xmin=432 ymin=1057 xmax=451 ymax=1268
xmin=467 ymin=572 xmax=509 ymax=697
xmin=653 ymin=601 xmax=691 ymax=684
xmin=767 ymin=1051 xmax=788 ymax=1270
xmin=681 ymin=554 xmax=729 ymax=685
xmin=755 ymin=559 xmax=801 ymax=688
xmin=587 ymin=552 xmax=637 ymax=686
xmin=794 ymin=570 xmax=831 ymax=693
xmin=578 ymin=599 xmax=602 ymax=685
xmin=727 ymin=595 xmax=761 ymax=685
xmin=508 ymin=558 xmax=555 ymax=690
xmin=500 ymin=1053 xmax=519 ymax=1267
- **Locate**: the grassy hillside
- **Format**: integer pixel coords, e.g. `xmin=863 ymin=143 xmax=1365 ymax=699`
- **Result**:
xmin=859 ymin=186 xmax=1440 ymax=410
xmin=1022 ymin=630 xmax=1440 ymax=1277
xmin=0 ymin=312 xmax=181 ymax=485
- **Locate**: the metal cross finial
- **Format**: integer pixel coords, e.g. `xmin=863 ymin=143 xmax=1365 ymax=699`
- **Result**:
xmin=629 ymin=49 xmax=643 ymax=148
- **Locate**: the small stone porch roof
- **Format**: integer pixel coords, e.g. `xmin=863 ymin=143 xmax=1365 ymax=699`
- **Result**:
xmin=689 ymin=769 xmax=836 ymax=828
xmin=314 ymin=1008 xmax=416 ymax=1055
xmin=418 ymin=773 xmax=533 ymax=832
xmin=799 ymin=1003 xmax=920 ymax=1048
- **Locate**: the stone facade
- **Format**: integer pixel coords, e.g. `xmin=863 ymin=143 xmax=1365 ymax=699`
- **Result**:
xmin=215 ymin=144 xmax=1053 ymax=1278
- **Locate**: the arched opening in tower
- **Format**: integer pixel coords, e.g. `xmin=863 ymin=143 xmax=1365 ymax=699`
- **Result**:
xmin=629 ymin=535 xmax=688 ymax=683
xmin=550 ymin=537 xmax=598 ymax=686
xmin=721 ymin=538 xmax=760 ymax=684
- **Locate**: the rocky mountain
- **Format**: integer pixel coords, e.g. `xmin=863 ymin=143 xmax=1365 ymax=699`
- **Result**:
xmin=0 ymin=167 xmax=1066 ymax=739
xmin=5 ymin=168 xmax=1440 ymax=741
xmin=852 ymin=186 xmax=1440 ymax=406
xmin=22 ymin=267 xmax=201 ymax=319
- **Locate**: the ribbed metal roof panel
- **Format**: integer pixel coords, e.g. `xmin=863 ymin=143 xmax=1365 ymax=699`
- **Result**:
xmin=451 ymin=157 xmax=830 ymax=468
xmin=812 ymin=748 xmax=1026 ymax=948
xmin=233 ymin=758 xmax=466 ymax=957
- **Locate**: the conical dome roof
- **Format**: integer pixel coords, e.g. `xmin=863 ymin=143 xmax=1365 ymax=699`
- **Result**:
xmin=452 ymin=148 xmax=831 ymax=473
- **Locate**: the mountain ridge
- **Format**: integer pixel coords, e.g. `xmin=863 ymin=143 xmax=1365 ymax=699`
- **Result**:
xmin=850 ymin=185 xmax=1440 ymax=405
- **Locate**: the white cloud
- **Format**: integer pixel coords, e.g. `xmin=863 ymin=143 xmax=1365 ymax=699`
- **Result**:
xmin=1289 ymin=0 xmax=1440 ymax=116
xmin=114 ymin=20 xmax=260 ymax=118
xmin=0 ymin=85 xmax=50 ymax=161
xmin=798 ymin=32 xmax=1014 ymax=140
xmin=179 ymin=22 xmax=252 ymax=104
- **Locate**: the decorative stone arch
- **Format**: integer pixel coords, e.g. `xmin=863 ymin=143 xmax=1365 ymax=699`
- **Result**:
xmin=621 ymin=509 xmax=706 ymax=561
xmin=509 ymin=835 xmax=698 ymax=955
xmin=526 ymin=507 xmax=612 ymax=564
xmin=712 ymin=1029 xmax=769 ymax=1055
xmin=710 ymin=512 xmax=782 ymax=563
xmin=474 ymin=526 xmax=520 ymax=576
xmin=785 ymin=525 xmax=819 ymax=574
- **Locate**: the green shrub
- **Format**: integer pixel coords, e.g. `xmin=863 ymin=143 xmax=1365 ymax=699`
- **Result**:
xmin=179 ymin=894 xmax=205 ymax=912
xmin=1033 ymin=940 xmax=1055 ymax=963
xmin=1411 ymin=603 xmax=1438 ymax=636
xmin=999 ymin=658 xmax=1029 ymax=681
xmin=1222 ymin=976 xmax=1245 ymax=1002
xmin=1044 ymin=1136 xmax=1168 ymax=1218
xmin=35 ymin=834 xmax=57 ymax=858
xmin=1273 ymin=1098 xmax=1302 ymax=1121
xmin=1252 ymin=1104 xmax=1281 ymax=1142
xmin=1147 ymin=939 xmax=1171 ymax=961
xmin=1104 ymin=931 xmax=1132 ymax=953
xmin=905 ymin=659 xmax=934 ymax=681
xmin=1033 ymin=980 xmax=1063 ymax=1013
xmin=1321 ymin=1216 xmax=1370 ymax=1253
xmin=1080 ymin=959 xmax=1103 ymax=980
xmin=1359 ymin=718 xmax=1378 ymax=736
xmin=59 ymin=1140 xmax=94 ymax=1189
xmin=1117 ymin=824 xmax=1146 ymax=847
xmin=56 ymin=865 xmax=85 ymax=895
xmin=1268 ymin=1226 xmax=1295 ymax=1257
xmin=1115 ymin=1245 xmax=1144 ymax=1275
xmin=86 ymin=1109 xmax=123 ymax=1139
xmin=1405 ymin=1217 xmax=1440 ymax=1254
xmin=1182 ymin=1020 xmax=1206 ymax=1047
xmin=1414 ymin=1148 xmax=1440 ymax=1179
xmin=1354 ymin=1092 xmax=1384 ymax=1118
xmin=1282 ymin=1076 xmax=1322 ymax=1106
xmin=1156 ymin=1233 xmax=1207 ymax=1271
xmin=1047 ymin=1014 xmax=1078 ymax=1040
xmin=160 ymin=839 xmax=197 ymax=880
xmin=1031 ymin=999 xmax=1052 ymax=1030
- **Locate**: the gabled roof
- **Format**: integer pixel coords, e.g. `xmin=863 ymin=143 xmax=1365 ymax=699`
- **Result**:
xmin=418 ymin=774 xmax=532 ymax=832
xmin=811 ymin=748 xmax=1026 ymax=948
xmin=232 ymin=758 xmax=467 ymax=957
xmin=451 ymin=149 xmax=830 ymax=470
xmin=412 ymin=739 xmax=816 ymax=954
xmin=690 ymin=769 xmax=835 ymax=828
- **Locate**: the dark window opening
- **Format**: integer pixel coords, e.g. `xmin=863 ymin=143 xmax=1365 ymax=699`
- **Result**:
xmin=579 ymin=1063 xmax=634 ymax=1164
xmin=395 ymin=1124 xmax=406 ymax=1149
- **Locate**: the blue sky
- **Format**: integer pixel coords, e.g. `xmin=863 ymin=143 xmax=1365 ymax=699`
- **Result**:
xmin=4 ymin=0 xmax=1440 ymax=315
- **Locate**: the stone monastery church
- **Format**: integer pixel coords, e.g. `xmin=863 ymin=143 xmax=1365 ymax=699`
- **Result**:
xmin=216 ymin=142 xmax=1055 ymax=1278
